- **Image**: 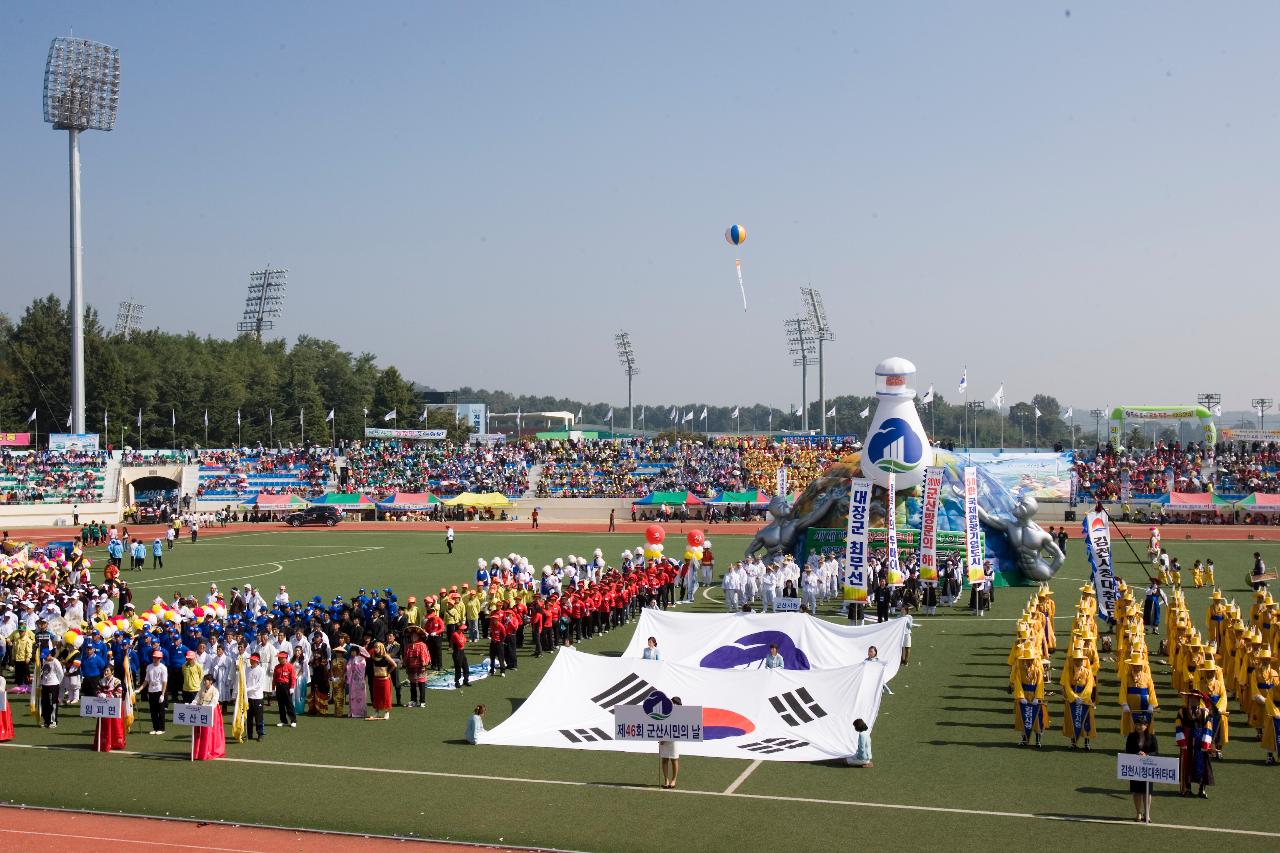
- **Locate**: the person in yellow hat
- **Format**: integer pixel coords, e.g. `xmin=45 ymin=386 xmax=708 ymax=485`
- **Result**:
xmin=1204 ymin=559 xmax=1215 ymax=587
xmin=1250 ymin=647 xmax=1279 ymax=764
xmin=1119 ymin=650 xmax=1158 ymax=738
xmin=1205 ymin=589 xmax=1228 ymax=650
xmin=1196 ymin=656 xmax=1229 ymax=752
xmin=1061 ymin=645 xmax=1095 ymax=749
xmin=1013 ymin=649 xmax=1048 ymax=747
xmin=1191 ymin=560 xmax=1204 ymax=589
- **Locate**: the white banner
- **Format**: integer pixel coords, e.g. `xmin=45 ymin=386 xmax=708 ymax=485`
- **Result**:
xmin=844 ymin=478 xmax=872 ymax=602
xmin=919 ymin=467 xmax=942 ymax=584
xmin=173 ymin=703 xmax=214 ymax=727
xmin=614 ymin=703 xmax=705 ymax=741
xmin=1084 ymin=511 xmax=1117 ymax=624
xmin=1116 ymin=753 xmax=1179 ymax=785
xmin=622 ymin=610 xmax=907 ymax=683
xmin=885 ymin=473 xmax=900 ymax=586
xmin=363 ymin=428 xmax=447 ymax=440
xmin=963 ymin=467 xmax=983 ymax=583
xmin=774 ymin=597 xmax=802 ymax=612
xmin=776 ymin=465 xmax=789 ymax=497
xmin=79 ymin=696 xmax=121 ymax=719
xmin=1221 ymin=428 xmax=1280 ymax=443
xmin=479 ymin=647 xmax=882 ymax=762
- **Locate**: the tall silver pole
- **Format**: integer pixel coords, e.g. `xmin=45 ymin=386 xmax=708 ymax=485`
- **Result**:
xmin=69 ymin=128 xmax=86 ymax=434
xmin=817 ymin=337 xmax=826 ymax=435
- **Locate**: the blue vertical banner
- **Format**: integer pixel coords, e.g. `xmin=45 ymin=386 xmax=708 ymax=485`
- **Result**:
xmin=1084 ymin=510 xmax=1117 ymax=624
xmin=843 ymin=478 xmax=872 ymax=602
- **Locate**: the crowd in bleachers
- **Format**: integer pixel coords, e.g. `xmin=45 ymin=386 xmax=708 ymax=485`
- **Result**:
xmin=344 ymin=440 xmax=530 ymax=498
xmin=1072 ymin=443 xmax=1211 ymax=500
xmin=1213 ymin=443 xmax=1280 ymax=494
xmin=1 ymin=449 xmax=109 ymax=504
xmin=195 ymin=447 xmax=336 ymax=499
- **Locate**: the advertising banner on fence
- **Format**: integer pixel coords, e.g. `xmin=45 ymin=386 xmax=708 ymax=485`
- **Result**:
xmin=0 ymin=432 xmax=31 ymax=447
xmin=622 ymin=610 xmax=908 ymax=681
xmin=843 ymin=478 xmax=872 ymax=602
xmin=919 ymin=467 xmax=942 ymax=584
xmin=479 ymin=647 xmax=882 ymax=762
xmin=1221 ymin=428 xmax=1280 ymax=444
xmin=1084 ymin=510 xmax=1117 ymax=624
xmin=963 ymin=467 xmax=984 ymax=583
xmin=363 ymin=428 xmax=447 ymax=440
xmin=49 ymin=433 xmax=100 ymax=452
xmin=614 ymin=702 xmax=704 ymax=741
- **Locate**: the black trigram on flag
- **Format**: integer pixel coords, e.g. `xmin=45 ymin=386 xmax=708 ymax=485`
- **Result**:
xmin=768 ymin=687 xmax=827 ymax=727
xmin=591 ymin=673 xmax=654 ymax=711
xmin=560 ymin=727 xmax=613 ymax=743
xmin=739 ymin=737 xmax=809 ymax=754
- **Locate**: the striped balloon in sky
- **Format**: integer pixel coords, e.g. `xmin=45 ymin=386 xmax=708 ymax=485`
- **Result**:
xmin=724 ymin=224 xmax=747 ymax=246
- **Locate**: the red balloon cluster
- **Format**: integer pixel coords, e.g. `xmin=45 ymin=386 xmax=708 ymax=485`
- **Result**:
xmin=644 ymin=524 xmax=665 ymax=545
xmin=686 ymin=529 xmax=705 ymax=547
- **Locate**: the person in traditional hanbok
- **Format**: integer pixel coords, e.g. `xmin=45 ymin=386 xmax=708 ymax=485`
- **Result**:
xmin=92 ymin=669 xmax=127 ymax=752
xmin=329 ymin=646 xmax=347 ymax=717
xmin=191 ymin=674 xmax=226 ymax=761
xmin=290 ymin=646 xmax=309 ymax=718
xmin=346 ymin=645 xmax=369 ymax=719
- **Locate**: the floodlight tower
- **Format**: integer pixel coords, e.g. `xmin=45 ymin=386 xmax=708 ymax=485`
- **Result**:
xmin=43 ymin=37 xmax=121 ymax=434
xmin=615 ymin=331 xmax=638 ymax=430
xmin=800 ymin=286 xmax=834 ymax=434
xmin=1253 ymin=397 xmax=1273 ymax=431
xmin=113 ymin=297 xmax=145 ymax=337
xmin=238 ymin=265 xmax=288 ymax=340
xmin=785 ymin=316 xmax=817 ymax=432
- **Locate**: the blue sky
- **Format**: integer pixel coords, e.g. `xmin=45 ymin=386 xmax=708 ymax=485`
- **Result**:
xmin=3 ymin=3 xmax=1278 ymax=412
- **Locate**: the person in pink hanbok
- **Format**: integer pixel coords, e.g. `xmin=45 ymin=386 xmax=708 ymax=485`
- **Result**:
xmin=346 ymin=645 xmax=369 ymax=719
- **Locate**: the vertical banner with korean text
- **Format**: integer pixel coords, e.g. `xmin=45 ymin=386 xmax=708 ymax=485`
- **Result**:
xmin=919 ymin=467 xmax=942 ymax=584
xmin=963 ymin=466 xmax=984 ymax=584
xmin=885 ymin=473 xmax=902 ymax=586
xmin=1084 ymin=510 xmax=1117 ymax=624
xmin=843 ymin=478 xmax=872 ymax=601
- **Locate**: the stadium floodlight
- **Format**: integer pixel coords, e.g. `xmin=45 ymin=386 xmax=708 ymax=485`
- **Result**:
xmin=800 ymin=286 xmax=834 ymax=434
xmin=238 ymin=264 xmax=288 ymax=340
xmin=615 ymin=331 xmax=638 ymax=430
xmin=785 ymin=316 xmax=817 ymax=432
xmin=1253 ymin=397 xmax=1273 ymax=431
xmin=44 ymin=37 xmax=121 ymax=434
xmin=113 ymin=297 xmax=145 ymax=338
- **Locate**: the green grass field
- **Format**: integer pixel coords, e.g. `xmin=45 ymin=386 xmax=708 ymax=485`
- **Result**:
xmin=3 ymin=527 xmax=1279 ymax=852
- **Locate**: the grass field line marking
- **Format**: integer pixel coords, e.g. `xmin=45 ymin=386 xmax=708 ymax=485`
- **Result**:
xmin=6 ymin=743 xmax=1279 ymax=839
xmin=129 ymin=564 xmax=284 ymax=592
xmin=0 ymin=827 xmax=267 ymax=853
xmin=723 ymin=759 xmax=761 ymax=794
xmin=123 ymin=547 xmax=385 ymax=588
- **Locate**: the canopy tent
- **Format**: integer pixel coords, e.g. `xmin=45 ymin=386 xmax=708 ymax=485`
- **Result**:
xmin=309 ymin=492 xmax=377 ymax=510
xmin=477 ymin=647 xmax=882 ymax=762
xmin=1233 ymin=493 xmax=1280 ymax=512
xmin=631 ymin=491 xmax=705 ymax=506
xmin=375 ymin=491 xmax=442 ymax=511
xmin=239 ymin=494 xmax=307 ymax=509
xmin=708 ymin=489 xmax=772 ymax=505
xmin=1151 ymin=492 xmax=1233 ymax=510
xmin=442 ymin=491 xmax=512 ymax=507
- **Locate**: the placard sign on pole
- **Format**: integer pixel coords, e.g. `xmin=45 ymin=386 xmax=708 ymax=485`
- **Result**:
xmin=884 ymin=473 xmax=901 ymax=586
xmin=1116 ymin=753 xmax=1179 ymax=786
xmin=774 ymin=596 xmax=802 ymax=612
xmin=173 ymin=703 xmax=214 ymax=727
xmin=79 ymin=696 xmax=122 ymax=719
xmin=614 ymin=702 xmax=704 ymax=741
xmin=919 ymin=467 xmax=942 ymax=585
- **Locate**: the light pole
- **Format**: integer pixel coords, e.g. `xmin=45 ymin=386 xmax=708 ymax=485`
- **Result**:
xmin=43 ymin=37 xmax=121 ymax=435
xmin=966 ymin=401 xmax=984 ymax=449
xmin=615 ymin=332 xmax=638 ymax=430
xmin=1253 ymin=398 xmax=1273 ymax=431
xmin=785 ymin=316 xmax=816 ymax=433
xmin=1090 ymin=408 xmax=1104 ymax=446
xmin=800 ymin=287 xmax=834 ymax=434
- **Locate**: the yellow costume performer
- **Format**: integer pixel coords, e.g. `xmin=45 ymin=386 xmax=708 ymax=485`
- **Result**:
xmin=1061 ymin=648 xmax=1096 ymax=748
xmin=1013 ymin=651 xmax=1048 ymax=747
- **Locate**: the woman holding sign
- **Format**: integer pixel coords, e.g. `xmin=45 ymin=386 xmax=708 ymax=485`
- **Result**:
xmin=92 ymin=669 xmax=127 ymax=753
xmin=191 ymin=674 xmax=226 ymax=761
xmin=1125 ymin=714 xmax=1159 ymax=823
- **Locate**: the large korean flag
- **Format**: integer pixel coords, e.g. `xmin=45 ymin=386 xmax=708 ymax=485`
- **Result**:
xmin=478 ymin=648 xmax=883 ymax=762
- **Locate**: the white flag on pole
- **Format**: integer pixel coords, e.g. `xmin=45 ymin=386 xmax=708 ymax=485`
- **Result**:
xmin=577 ymin=409 xmax=583 ymax=421
xmin=991 ymin=385 xmax=1004 ymax=408
xmin=1211 ymin=404 xmax=1222 ymax=417
xmin=383 ymin=409 xmax=397 ymax=422
xmin=204 ymin=409 xmax=209 ymax=427
xmin=1034 ymin=407 xmax=1041 ymax=419
xmin=606 ymin=407 xmax=614 ymax=420
xmin=730 ymin=406 xmax=740 ymax=418
xmin=1064 ymin=406 xmax=1072 ymax=418
xmin=921 ymin=385 xmax=934 ymax=404
xmin=859 ymin=406 xmax=870 ymax=418
xmin=699 ymin=407 xmax=708 ymax=420
xmin=958 ymin=368 xmax=967 ymax=395
xmin=66 ymin=411 xmax=72 ymax=428
xmin=269 ymin=409 xmax=273 ymax=426
xmin=362 ymin=408 xmax=368 ymax=418
xmin=237 ymin=410 xmax=242 ymax=426
xmin=683 ymin=410 xmax=694 ymax=423
xmin=326 ymin=409 xmax=335 ymax=422
xmin=421 ymin=407 xmax=429 ymax=422
xmin=299 ymin=408 xmax=304 ymax=426
xmin=669 ymin=407 xmax=677 ymax=422
xmin=826 ymin=406 xmax=836 ymax=418
xmin=27 ymin=409 xmax=36 ymax=423
xmin=171 ymin=408 xmax=176 ymax=427
xmin=137 ymin=408 xmax=142 ymax=428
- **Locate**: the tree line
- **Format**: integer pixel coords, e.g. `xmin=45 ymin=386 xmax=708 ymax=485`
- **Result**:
xmin=2 ymin=294 xmax=1082 ymax=450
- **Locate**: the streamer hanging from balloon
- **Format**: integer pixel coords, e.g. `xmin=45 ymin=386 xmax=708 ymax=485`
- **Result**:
xmin=725 ymin=224 xmax=748 ymax=311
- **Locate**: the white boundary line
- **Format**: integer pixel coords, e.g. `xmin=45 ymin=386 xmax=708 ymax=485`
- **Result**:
xmin=124 ymin=547 xmax=384 ymax=590
xmin=4 ymin=743 xmax=1278 ymax=839
xmin=723 ymin=759 xmax=761 ymax=794
xmin=0 ymin=827 xmax=267 ymax=853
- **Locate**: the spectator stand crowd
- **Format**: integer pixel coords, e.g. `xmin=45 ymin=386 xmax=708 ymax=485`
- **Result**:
xmin=1 ymin=449 xmax=109 ymax=505
xmin=195 ymin=448 xmax=335 ymax=500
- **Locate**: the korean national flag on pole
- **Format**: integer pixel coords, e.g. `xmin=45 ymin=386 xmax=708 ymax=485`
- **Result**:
xmin=606 ymin=407 xmax=613 ymax=421
xmin=921 ymin=385 xmax=934 ymax=405
xmin=826 ymin=406 xmax=836 ymax=418
xmin=326 ymin=409 xmax=335 ymax=422
xmin=730 ymin=406 xmax=740 ymax=418
xmin=383 ymin=409 xmax=397 ymax=422
xmin=958 ymin=368 xmax=967 ymax=395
